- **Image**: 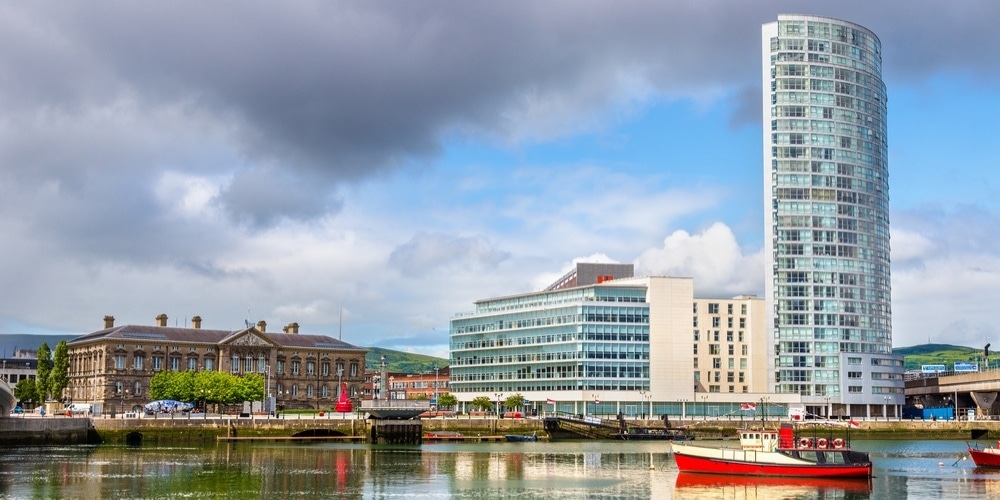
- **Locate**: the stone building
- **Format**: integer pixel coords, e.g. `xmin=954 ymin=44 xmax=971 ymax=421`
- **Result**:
xmin=66 ymin=314 xmax=367 ymax=413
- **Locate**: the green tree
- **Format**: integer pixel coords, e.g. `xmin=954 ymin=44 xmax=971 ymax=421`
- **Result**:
xmin=49 ymin=341 xmax=70 ymax=402
xmin=437 ymin=393 xmax=458 ymax=410
xmin=470 ymin=396 xmax=493 ymax=412
xmin=14 ymin=378 xmax=36 ymax=405
xmin=35 ymin=342 xmax=52 ymax=403
xmin=504 ymin=393 xmax=526 ymax=411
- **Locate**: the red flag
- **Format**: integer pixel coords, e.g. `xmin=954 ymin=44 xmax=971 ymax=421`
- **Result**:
xmin=546 ymin=398 xmax=555 ymax=405
xmin=849 ymin=419 xmax=860 ymax=429
xmin=740 ymin=403 xmax=756 ymax=411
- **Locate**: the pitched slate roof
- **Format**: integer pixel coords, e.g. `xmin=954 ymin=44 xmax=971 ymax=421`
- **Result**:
xmin=68 ymin=324 xmax=366 ymax=352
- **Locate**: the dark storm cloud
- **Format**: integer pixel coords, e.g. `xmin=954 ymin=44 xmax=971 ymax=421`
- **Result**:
xmin=3 ymin=1 xmax=1000 ymax=236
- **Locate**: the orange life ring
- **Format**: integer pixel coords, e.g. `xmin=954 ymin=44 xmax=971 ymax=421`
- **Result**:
xmin=799 ymin=438 xmax=811 ymax=448
xmin=816 ymin=438 xmax=828 ymax=449
xmin=832 ymin=438 xmax=844 ymax=449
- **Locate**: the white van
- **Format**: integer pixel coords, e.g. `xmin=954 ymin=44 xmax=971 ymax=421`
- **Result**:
xmin=67 ymin=403 xmax=92 ymax=414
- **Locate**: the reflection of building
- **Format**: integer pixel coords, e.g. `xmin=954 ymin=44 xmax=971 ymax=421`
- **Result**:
xmin=66 ymin=314 xmax=367 ymax=411
xmin=762 ymin=15 xmax=904 ymax=417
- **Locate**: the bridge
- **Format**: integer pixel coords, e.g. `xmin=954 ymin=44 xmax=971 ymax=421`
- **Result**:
xmin=906 ymin=370 xmax=1000 ymax=420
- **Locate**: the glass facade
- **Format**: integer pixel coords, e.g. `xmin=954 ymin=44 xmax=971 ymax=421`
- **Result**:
xmin=763 ymin=15 xmax=896 ymax=401
xmin=449 ymin=286 xmax=651 ymax=395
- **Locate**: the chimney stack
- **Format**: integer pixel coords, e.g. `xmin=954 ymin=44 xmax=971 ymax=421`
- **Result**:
xmin=289 ymin=322 xmax=299 ymax=334
xmin=256 ymin=320 xmax=267 ymax=332
xmin=156 ymin=314 xmax=168 ymax=327
xmin=103 ymin=315 xmax=115 ymax=329
xmin=191 ymin=316 xmax=202 ymax=329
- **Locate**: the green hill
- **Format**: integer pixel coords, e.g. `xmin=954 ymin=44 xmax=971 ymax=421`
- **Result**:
xmin=894 ymin=343 xmax=982 ymax=372
xmin=364 ymin=347 xmax=447 ymax=374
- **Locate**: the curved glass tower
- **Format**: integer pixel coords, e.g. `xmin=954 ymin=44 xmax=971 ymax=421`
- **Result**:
xmin=762 ymin=15 xmax=899 ymax=412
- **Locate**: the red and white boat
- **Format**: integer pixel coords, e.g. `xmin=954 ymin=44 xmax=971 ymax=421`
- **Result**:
xmin=670 ymin=423 xmax=872 ymax=478
xmin=968 ymin=441 xmax=1000 ymax=467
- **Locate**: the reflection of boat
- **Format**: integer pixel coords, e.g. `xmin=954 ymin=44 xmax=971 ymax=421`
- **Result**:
xmin=968 ymin=441 xmax=1000 ymax=467
xmin=675 ymin=472 xmax=872 ymax=493
xmin=670 ymin=423 xmax=872 ymax=478
xmin=505 ymin=432 xmax=538 ymax=442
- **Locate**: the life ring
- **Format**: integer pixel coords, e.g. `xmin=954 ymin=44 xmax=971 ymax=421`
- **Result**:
xmin=816 ymin=438 xmax=828 ymax=449
xmin=799 ymin=438 xmax=811 ymax=448
xmin=832 ymin=438 xmax=844 ymax=449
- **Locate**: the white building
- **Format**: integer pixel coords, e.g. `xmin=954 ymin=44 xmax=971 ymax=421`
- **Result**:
xmin=762 ymin=14 xmax=904 ymax=419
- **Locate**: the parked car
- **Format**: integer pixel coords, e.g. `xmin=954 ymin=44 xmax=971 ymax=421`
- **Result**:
xmin=11 ymin=406 xmax=23 ymax=414
xmin=66 ymin=403 xmax=93 ymax=414
xmin=144 ymin=400 xmax=195 ymax=415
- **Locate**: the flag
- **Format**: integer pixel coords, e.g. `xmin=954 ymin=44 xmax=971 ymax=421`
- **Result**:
xmin=740 ymin=403 xmax=756 ymax=411
xmin=849 ymin=419 xmax=860 ymax=429
xmin=546 ymin=398 xmax=555 ymax=405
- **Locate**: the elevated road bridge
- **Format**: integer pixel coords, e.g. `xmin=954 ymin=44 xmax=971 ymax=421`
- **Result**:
xmin=906 ymin=371 xmax=1000 ymax=420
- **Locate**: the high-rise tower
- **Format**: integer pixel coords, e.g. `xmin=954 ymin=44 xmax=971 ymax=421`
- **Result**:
xmin=762 ymin=15 xmax=902 ymax=417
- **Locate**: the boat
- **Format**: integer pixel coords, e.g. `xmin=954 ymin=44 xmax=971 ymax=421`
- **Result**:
xmin=968 ymin=441 xmax=1000 ymax=467
xmin=423 ymin=431 xmax=464 ymax=440
xmin=616 ymin=428 xmax=692 ymax=441
xmin=670 ymin=423 xmax=872 ymax=478
xmin=504 ymin=432 xmax=538 ymax=442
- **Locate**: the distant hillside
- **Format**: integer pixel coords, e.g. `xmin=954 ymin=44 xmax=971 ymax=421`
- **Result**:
xmin=364 ymin=347 xmax=448 ymax=374
xmin=0 ymin=334 xmax=76 ymax=357
xmin=895 ymin=343 xmax=982 ymax=372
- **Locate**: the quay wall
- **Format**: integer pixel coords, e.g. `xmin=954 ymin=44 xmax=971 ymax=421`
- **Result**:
xmin=3 ymin=415 xmax=998 ymax=446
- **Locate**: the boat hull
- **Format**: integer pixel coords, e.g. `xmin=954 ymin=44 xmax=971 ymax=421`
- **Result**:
xmin=671 ymin=443 xmax=871 ymax=478
xmin=969 ymin=447 xmax=1000 ymax=468
xmin=505 ymin=434 xmax=538 ymax=442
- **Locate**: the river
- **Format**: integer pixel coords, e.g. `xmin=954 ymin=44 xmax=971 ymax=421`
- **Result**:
xmin=0 ymin=439 xmax=995 ymax=498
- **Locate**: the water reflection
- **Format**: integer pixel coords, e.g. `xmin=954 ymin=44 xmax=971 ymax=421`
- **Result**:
xmin=673 ymin=473 xmax=872 ymax=499
xmin=0 ymin=440 xmax=999 ymax=498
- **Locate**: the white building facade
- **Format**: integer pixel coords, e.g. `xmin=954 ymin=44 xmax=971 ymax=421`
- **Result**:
xmin=449 ymin=263 xmax=796 ymax=418
xmin=762 ymin=14 xmax=904 ymax=419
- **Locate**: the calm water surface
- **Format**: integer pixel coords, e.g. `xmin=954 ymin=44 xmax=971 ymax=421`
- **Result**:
xmin=0 ymin=439 xmax=996 ymax=499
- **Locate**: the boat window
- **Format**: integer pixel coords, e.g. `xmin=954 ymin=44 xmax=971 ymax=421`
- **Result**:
xmin=797 ymin=451 xmax=818 ymax=463
xmin=828 ymin=452 xmax=845 ymax=464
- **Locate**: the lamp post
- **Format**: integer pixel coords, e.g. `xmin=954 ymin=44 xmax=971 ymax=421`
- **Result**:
xmin=824 ymin=396 xmax=831 ymax=420
xmin=700 ymin=395 xmax=708 ymax=420
xmin=495 ymin=393 xmax=503 ymax=418
xmin=591 ymin=393 xmax=600 ymax=418
xmin=380 ymin=355 xmax=387 ymax=401
xmin=883 ymin=396 xmax=889 ymax=421
xmin=434 ymin=365 xmax=440 ymax=408
xmin=120 ymin=389 xmax=129 ymax=418
xmin=639 ymin=390 xmax=651 ymax=419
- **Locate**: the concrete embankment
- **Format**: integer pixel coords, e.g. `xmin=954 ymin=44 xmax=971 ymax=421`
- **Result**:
xmin=3 ymin=415 xmax=995 ymax=446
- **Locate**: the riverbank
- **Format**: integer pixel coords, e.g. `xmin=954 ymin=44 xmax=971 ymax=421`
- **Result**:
xmin=2 ymin=414 xmax=996 ymax=446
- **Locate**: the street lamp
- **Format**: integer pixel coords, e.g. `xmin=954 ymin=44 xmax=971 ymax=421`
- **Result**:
xmin=380 ymin=355 xmax=387 ymax=401
xmin=591 ymin=393 xmax=600 ymax=418
xmin=883 ymin=396 xmax=889 ymax=421
xmin=434 ymin=365 xmax=440 ymax=408
xmin=639 ymin=390 xmax=652 ymax=419
xmin=495 ymin=393 xmax=503 ymax=418
xmin=824 ymin=396 xmax=831 ymax=420
xmin=700 ymin=395 xmax=708 ymax=420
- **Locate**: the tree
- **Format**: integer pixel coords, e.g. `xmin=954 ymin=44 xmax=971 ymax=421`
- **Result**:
xmin=470 ymin=396 xmax=493 ymax=412
xmin=49 ymin=341 xmax=70 ymax=402
xmin=35 ymin=342 xmax=52 ymax=403
xmin=504 ymin=393 xmax=526 ymax=411
xmin=437 ymin=393 xmax=458 ymax=410
xmin=14 ymin=378 xmax=36 ymax=405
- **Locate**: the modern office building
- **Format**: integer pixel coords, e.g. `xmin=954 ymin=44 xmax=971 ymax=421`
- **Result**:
xmin=449 ymin=263 xmax=787 ymax=418
xmin=762 ymin=14 xmax=904 ymax=418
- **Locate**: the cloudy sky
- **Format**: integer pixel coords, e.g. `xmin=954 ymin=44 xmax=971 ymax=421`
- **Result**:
xmin=1 ymin=1 xmax=998 ymax=358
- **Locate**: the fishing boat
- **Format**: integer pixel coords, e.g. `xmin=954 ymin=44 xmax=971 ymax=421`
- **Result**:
xmin=670 ymin=423 xmax=872 ymax=478
xmin=968 ymin=441 xmax=1000 ymax=467
xmin=504 ymin=432 xmax=538 ymax=442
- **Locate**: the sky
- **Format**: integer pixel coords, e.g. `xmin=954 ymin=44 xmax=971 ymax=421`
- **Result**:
xmin=1 ymin=1 xmax=998 ymax=359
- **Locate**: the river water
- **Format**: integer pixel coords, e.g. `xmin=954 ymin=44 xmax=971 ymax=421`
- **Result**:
xmin=0 ymin=439 xmax=995 ymax=499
